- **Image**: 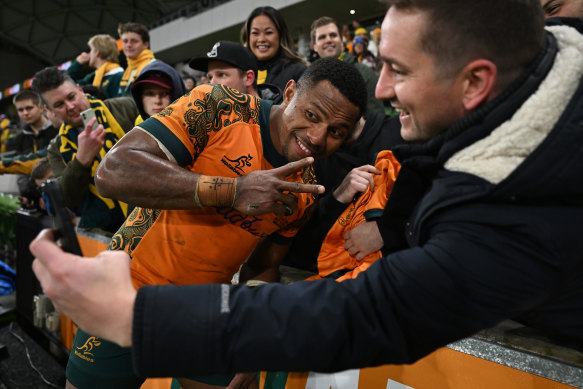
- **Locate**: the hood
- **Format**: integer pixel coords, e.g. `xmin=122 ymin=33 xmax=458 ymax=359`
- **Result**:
xmin=257 ymin=82 xmax=283 ymax=104
xmin=131 ymin=60 xmax=186 ymax=119
xmin=545 ymin=16 xmax=583 ymax=34
xmin=445 ymin=26 xmax=583 ymax=192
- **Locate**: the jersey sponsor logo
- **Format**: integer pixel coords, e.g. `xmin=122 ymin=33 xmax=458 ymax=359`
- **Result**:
xmin=221 ymin=154 xmax=253 ymax=176
xmin=74 ymin=336 xmax=102 ymax=362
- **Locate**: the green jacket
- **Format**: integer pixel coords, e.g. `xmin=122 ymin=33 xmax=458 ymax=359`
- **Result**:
xmin=68 ymin=60 xmax=124 ymax=99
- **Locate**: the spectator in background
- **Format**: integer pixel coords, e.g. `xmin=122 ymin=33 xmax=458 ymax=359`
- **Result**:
xmin=30 ymin=157 xmax=53 ymax=212
xmin=369 ymin=27 xmax=381 ymax=57
xmin=354 ymin=27 xmax=368 ymax=40
xmin=30 ymin=157 xmax=53 ymax=189
xmin=198 ymin=74 xmax=210 ymax=85
xmin=241 ymin=6 xmax=307 ymax=91
xmin=341 ymin=24 xmax=355 ymax=53
xmin=0 ymin=91 xmax=58 ymax=175
xmin=67 ymin=34 xmax=124 ymax=99
xmin=0 ymin=90 xmax=59 ymax=209
xmin=0 ymin=115 xmax=15 ymax=153
xmin=311 ymin=16 xmax=385 ymax=114
xmin=189 ymin=40 xmax=283 ymax=102
xmin=131 ymin=60 xmax=186 ymax=124
xmin=353 ymin=35 xmax=378 ymax=72
xmin=117 ymin=22 xmax=155 ymax=96
xmin=182 ymin=75 xmax=196 ymax=91
xmin=34 ymin=67 xmax=139 ymax=234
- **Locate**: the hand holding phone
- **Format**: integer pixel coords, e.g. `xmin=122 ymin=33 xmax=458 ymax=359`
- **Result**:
xmin=40 ymin=179 xmax=83 ymax=255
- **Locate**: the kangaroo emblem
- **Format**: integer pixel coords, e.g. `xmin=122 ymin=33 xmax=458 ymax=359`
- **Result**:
xmin=224 ymin=154 xmax=253 ymax=174
xmin=77 ymin=336 xmax=102 ymax=356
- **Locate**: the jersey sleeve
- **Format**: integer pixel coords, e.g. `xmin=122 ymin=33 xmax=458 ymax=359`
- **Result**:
xmin=138 ymin=84 xmax=261 ymax=168
xmin=137 ymin=89 xmax=204 ymax=167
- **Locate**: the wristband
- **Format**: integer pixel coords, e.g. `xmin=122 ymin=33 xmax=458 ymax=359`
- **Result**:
xmin=196 ymin=175 xmax=237 ymax=207
xmin=194 ymin=178 xmax=203 ymax=208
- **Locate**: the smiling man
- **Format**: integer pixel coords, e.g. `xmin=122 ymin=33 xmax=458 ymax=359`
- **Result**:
xmin=33 ymin=67 xmax=138 ymax=233
xmin=311 ymin=16 xmax=385 ymax=114
xmin=59 ymin=57 xmax=366 ymax=389
xmin=117 ymin=22 xmax=156 ymax=96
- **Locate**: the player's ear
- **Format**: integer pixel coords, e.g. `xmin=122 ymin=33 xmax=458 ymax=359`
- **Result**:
xmin=282 ymin=80 xmax=297 ymax=106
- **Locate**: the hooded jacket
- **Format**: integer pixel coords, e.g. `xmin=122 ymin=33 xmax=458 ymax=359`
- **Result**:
xmin=131 ymin=60 xmax=186 ymax=120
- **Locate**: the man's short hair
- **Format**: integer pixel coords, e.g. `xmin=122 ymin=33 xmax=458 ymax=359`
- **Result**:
xmin=88 ymin=34 xmax=120 ymax=63
xmin=310 ymin=16 xmax=340 ymax=45
xmin=13 ymin=90 xmax=42 ymax=106
xmin=32 ymin=67 xmax=76 ymax=102
xmin=383 ymin=0 xmax=545 ymax=79
xmin=118 ymin=22 xmax=150 ymax=44
xmin=297 ymin=57 xmax=367 ymax=117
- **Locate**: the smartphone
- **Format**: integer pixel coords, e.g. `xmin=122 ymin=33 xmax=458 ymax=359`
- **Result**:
xmin=40 ymin=179 xmax=83 ymax=255
xmin=80 ymin=108 xmax=98 ymax=131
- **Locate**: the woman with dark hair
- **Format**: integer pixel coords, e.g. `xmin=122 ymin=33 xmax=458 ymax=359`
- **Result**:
xmin=240 ymin=6 xmax=306 ymax=91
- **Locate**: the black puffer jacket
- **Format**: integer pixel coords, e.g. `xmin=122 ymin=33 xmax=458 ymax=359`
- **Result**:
xmin=257 ymin=54 xmax=306 ymax=92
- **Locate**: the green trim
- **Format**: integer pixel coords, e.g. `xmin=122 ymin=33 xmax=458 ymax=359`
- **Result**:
xmin=139 ymin=118 xmax=192 ymax=167
xmin=258 ymin=100 xmax=287 ymax=168
xmin=1 ymin=148 xmax=47 ymax=166
xmin=364 ymin=209 xmax=383 ymax=220
xmin=264 ymin=371 xmax=289 ymax=388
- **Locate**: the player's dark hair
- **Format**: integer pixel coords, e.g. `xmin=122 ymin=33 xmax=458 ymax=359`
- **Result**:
xmin=298 ymin=57 xmax=367 ymax=117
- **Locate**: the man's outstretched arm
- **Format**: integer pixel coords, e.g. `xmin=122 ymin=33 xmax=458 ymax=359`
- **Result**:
xmin=32 ymin=215 xmax=564 ymax=378
xmin=96 ymin=128 xmax=324 ymax=215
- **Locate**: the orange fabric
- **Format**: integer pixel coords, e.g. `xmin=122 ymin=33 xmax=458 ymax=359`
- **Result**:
xmin=308 ymin=150 xmax=400 ymax=282
xmin=109 ymin=85 xmax=317 ymax=288
xmin=60 ymin=235 xmax=109 ymax=351
xmin=262 ymin=346 xmax=575 ymax=389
